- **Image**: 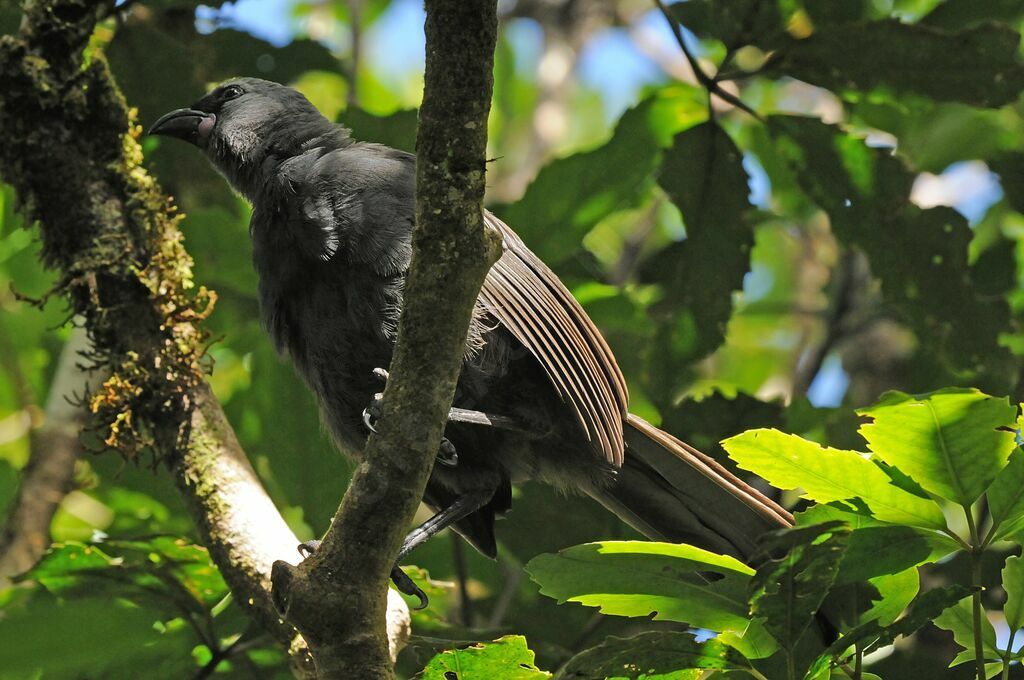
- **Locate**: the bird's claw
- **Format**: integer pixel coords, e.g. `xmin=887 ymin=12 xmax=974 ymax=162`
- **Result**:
xmin=437 ymin=438 xmax=458 ymax=467
xmin=362 ymin=406 xmax=379 ymax=432
xmin=297 ymin=539 xmax=321 ymax=559
xmin=362 ymin=368 xmax=389 ymax=433
xmin=391 ymin=565 xmax=429 ymax=610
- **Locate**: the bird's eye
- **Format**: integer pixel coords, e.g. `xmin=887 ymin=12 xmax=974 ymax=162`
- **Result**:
xmin=222 ymin=85 xmax=244 ymax=100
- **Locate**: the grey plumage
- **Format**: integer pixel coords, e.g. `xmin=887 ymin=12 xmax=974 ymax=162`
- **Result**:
xmin=150 ymin=77 xmax=792 ymax=563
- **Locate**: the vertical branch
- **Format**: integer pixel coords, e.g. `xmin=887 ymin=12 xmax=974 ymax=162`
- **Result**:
xmin=0 ymin=326 xmax=94 ymax=582
xmin=270 ymin=1 xmax=502 ymax=677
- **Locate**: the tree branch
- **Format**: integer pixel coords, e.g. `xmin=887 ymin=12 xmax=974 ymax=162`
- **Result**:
xmin=0 ymin=0 xmax=409 ymax=674
xmin=269 ymin=1 xmax=503 ymax=677
xmin=0 ymin=326 xmax=93 ymax=583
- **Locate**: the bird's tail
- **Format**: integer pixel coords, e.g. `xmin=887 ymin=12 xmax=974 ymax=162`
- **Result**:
xmin=586 ymin=414 xmax=793 ymax=560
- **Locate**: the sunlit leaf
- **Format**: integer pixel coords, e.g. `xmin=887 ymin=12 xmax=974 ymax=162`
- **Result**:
xmin=934 ymin=596 xmax=1001 ymax=666
xmin=1003 ymin=556 xmax=1024 ymax=634
xmin=556 ymin=631 xmax=749 ymax=679
xmin=858 ymin=389 xmax=1017 ymax=506
xmin=526 ymin=541 xmax=754 ymax=633
xmin=987 ymin=448 xmax=1024 ymax=542
xmin=420 ymin=635 xmax=550 ymax=679
xmin=722 ymin=429 xmax=947 ymax=528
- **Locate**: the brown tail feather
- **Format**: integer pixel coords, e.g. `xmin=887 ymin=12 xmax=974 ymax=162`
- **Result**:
xmin=586 ymin=414 xmax=792 ymax=560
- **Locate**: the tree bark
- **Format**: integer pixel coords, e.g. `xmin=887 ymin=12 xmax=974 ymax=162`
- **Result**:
xmin=0 ymin=326 xmax=93 ymax=584
xmin=269 ymin=1 xmax=502 ymax=677
xmin=0 ymin=0 xmax=408 ymax=675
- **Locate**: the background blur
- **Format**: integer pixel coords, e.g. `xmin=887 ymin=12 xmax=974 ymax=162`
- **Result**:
xmin=2 ymin=0 xmax=1024 ymax=677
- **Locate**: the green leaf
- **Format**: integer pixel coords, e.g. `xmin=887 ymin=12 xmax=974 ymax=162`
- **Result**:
xmin=989 ymin=448 xmax=1024 ymax=542
xmin=0 ymin=592 xmax=197 ymax=678
xmin=863 ymin=568 xmax=920 ymax=626
xmin=991 ymin=154 xmax=1024 ymax=215
xmin=722 ymin=429 xmax=947 ymax=529
xmin=857 ymin=389 xmax=1017 ymax=506
xmin=822 ymin=584 xmax=971 ymax=659
xmin=556 ymin=631 xmax=750 ymax=679
xmin=770 ymin=116 xmax=1012 ymax=377
xmin=526 ymin=541 xmax=753 ymax=633
xmin=921 ymin=0 xmax=1024 ymax=30
xmin=836 ymin=525 xmax=958 ymax=583
xmin=420 ymin=635 xmax=551 ymax=679
xmin=644 ymin=121 xmax=755 ymax=363
xmin=934 ymin=596 xmax=1001 ymax=666
xmin=750 ymin=523 xmax=849 ymax=651
xmin=344 ymin=107 xmax=418 ymax=153
xmin=668 ymin=0 xmax=795 ymax=50
xmin=20 ymin=537 xmax=229 ymax=615
xmin=765 ymin=20 xmax=1024 ymax=108
xmin=1003 ymin=556 xmax=1024 ymax=634
xmin=500 ymin=88 xmax=703 ymax=265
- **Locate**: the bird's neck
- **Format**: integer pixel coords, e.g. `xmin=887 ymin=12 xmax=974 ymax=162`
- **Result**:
xmin=215 ymin=124 xmax=354 ymax=202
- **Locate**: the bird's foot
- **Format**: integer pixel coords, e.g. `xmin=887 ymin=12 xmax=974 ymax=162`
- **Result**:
xmin=391 ymin=565 xmax=429 ymax=610
xmin=361 ymin=367 xmax=459 ymax=467
xmin=297 ymin=539 xmax=321 ymax=559
xmin=295 ymin=539 xmax=428 ymax=609
xmin=437 ymin=438 xmax=458 ymax=467
xmin=361 ymin=367 xmax=389 ymax=432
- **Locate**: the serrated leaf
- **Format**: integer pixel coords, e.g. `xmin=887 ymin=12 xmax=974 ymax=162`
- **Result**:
xmin=835 ymin=525 xmax=958 ymax=583
xmin=500 ymin=92 xmax=693 ymax=265
xmin=1003 ymin=556 xmax=1024 ymax=634
xmin=643 ymin=121 xmax=755 ymax=363
xmin=556 ymin=631 xmax=749 ymax=679
xmin=765 ymin=20 xmax=1024 ymax=108
xmin=934 ymin=596 xmax=1001 ymax=666
xmin=822 ymin=584 xmax=971 ymax=660
xmin=750 ymin=524 xmax=848 ymax=651
xmin=858 ymin=389 xmax=1017 ymax=506
xmin=526 ymin=541 xmax=753 ymax=633
xmin=722 ymin=429 xmax=946 ymax=529
xmin=420 ymin=635 xmax=550 ymax=679
xmin=863 ymin=568 xmax=920 ymax=627
xmin=989 ymin=448 xmax=1024 ymax=542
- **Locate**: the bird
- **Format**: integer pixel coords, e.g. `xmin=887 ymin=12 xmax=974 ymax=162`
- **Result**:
xmin=150 ymin=77 xmax=793 ymax=607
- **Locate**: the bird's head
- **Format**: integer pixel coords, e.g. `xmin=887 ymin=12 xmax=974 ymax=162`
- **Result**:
xmin=149 ymin=77 xmax=334 ymax=195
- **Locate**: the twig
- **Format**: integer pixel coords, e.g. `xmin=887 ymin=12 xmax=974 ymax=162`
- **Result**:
xmin=487 ymin=558 xmax=523 ymax=629
xmin=652 ymin=0 xmax=764 ymax=122
xmin=451 ymin=532 xmax=473 ymax=627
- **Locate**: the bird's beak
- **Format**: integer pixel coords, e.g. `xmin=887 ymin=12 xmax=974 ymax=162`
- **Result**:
xmin=149 ymin=108 xmax=217 ymax=147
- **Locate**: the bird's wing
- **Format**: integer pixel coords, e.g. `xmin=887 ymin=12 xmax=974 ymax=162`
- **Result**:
xmin=478 ymin=211 xmax=629 ymax=466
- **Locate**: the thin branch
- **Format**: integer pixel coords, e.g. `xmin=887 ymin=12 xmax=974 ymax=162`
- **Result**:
xmin=0 ymin=326 xmax=94 ymax=582
xmin=269 ymin=1 xmax=503 ymax=676
xmin=652 ymin=0 xmax=764 ymax=122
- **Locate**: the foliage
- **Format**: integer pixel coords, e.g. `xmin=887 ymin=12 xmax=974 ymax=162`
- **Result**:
xmin=3 ymin=0 xmax=1024 ymax=678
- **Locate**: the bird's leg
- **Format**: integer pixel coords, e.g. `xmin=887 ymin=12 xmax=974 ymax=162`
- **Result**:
xmin=293 ymin=488 xmax=493 ymax=608
xmin=391 ymin=488 xmax=494 ymax=609
xmin=362 ymin=367 xmax=528 ymax=442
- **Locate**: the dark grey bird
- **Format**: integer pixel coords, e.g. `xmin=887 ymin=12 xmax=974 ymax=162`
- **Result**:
xmin=150 ymin=77 xmax=792 ymax=606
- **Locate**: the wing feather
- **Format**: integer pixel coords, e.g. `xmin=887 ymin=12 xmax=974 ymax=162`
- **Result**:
xmin=479 ymin=211 xmax=628 ymax=466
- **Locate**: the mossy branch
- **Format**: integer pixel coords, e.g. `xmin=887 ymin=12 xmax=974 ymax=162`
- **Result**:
xmin=268 ymin=0 xmax=502 ymax=677
xmin=0 ymin=1 xmax=409 ymax=675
